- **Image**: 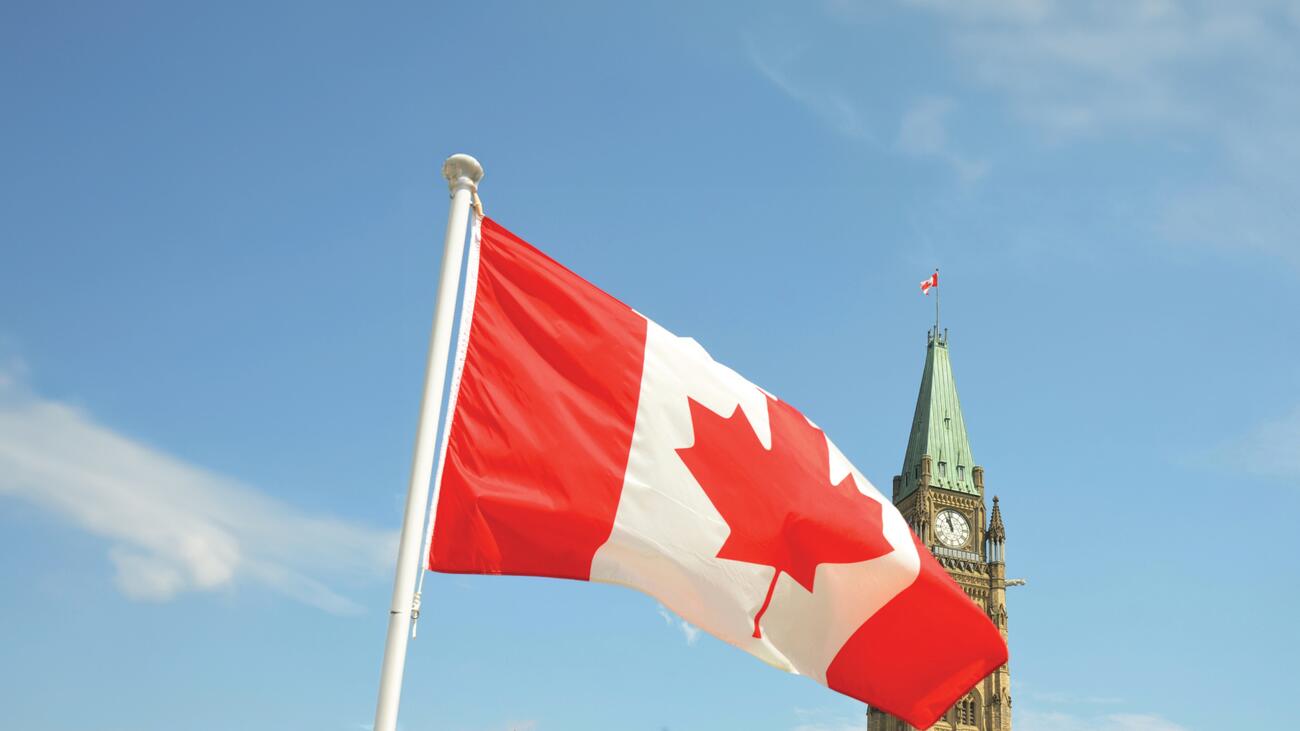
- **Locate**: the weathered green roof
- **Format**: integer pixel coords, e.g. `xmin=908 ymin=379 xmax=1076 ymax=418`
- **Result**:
xmin=898 ymin=330 xmax=978 ymax=498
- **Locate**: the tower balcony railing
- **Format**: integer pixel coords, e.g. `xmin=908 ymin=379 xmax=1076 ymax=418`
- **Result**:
xmin=931 ymin=545 xmax=982 ymax=563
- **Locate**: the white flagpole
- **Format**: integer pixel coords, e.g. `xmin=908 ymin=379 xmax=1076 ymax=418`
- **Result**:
xmin=373 ymin=153 xmax=483 ymax=731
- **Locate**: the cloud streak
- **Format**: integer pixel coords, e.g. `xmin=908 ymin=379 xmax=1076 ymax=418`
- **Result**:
xmin=744 ymin=33 xmax=986 ymax=182
xmin=1018 ymin=710 xmax=1191 ymax=731
xmin=743 ymin=33 xmax=872 ymax=141
xmin=902 ymin=0 xmax=1300 ymax=266
xmin=1214 ymin=404 xmax=1300 ymax=484
xmin=657 ymin=603 xmax=702 ymax=646
xmin=897 ymin=97 xmax=989 ymax=181
xmin=748 ymin=1 xmax=1300 ymax=266
xmin=0 ymin=364 xmax=394 ymax=613
xmin=790 ymin=707 xmax=866 ymax=731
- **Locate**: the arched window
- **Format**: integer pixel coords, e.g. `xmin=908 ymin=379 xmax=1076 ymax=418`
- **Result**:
xmin=953 ymin=696 xmax=977 ymax=725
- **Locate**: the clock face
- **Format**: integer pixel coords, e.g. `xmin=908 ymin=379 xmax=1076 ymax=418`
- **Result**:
xmin=934 ymin=509 xmax=971 ymax=548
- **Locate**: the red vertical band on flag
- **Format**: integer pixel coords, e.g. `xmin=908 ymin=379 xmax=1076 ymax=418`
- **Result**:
xmin=824 ymin=535 xmax=1008 ymax=727
xmin=430 ymin=218 xmax=649 ymax=579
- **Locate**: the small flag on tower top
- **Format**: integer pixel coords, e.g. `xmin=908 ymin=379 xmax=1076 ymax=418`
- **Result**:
xmin=920 ymin=271 xmax=938 ymax=294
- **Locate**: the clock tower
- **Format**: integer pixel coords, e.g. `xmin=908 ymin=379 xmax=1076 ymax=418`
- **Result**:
xmin=866 ymin=328 xmax=1012 ymax=731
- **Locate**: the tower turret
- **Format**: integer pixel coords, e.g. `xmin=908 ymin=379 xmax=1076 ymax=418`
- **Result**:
xmin=986 ymin=495 xmax=1006 ymax=564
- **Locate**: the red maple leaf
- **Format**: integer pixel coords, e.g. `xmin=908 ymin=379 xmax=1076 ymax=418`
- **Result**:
xmin=676 ymin=395 xmax=893 ymax=639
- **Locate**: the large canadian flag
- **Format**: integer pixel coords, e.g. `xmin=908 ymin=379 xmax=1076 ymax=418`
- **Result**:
xmin=429 ymin=217 xmax=1007 ymax=728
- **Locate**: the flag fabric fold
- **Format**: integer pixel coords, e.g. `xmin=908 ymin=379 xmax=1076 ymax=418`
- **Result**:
xmin=428 ymin=217 xmax=1006 ymax=728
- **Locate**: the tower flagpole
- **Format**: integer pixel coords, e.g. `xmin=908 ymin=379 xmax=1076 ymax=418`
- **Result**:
xmin=372 ymin=153 xmax=484 ymax=731
xmin=934 ymin=268 xmax=940 ymax=338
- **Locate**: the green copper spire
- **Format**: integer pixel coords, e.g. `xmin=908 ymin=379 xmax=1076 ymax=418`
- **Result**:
xmin=898 ymin=329 xmax=979 ymax=498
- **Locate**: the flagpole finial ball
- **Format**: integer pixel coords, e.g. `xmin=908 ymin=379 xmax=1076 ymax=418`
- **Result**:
xmin=442 ymin=154 xmax=484 ymax=194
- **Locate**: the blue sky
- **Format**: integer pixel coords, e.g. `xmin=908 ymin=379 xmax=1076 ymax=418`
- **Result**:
xmin=2 ymin=1 xmax=1298 ymax=729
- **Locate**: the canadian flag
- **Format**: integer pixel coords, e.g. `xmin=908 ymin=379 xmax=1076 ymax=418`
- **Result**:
xmin=920 ymin=272 xmax=938 ymax=294
xmin=429 ymin=218 xmax=1006 ymax=728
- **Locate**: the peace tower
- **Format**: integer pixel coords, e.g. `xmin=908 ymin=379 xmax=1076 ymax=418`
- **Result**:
xmin=866 ymin=328 xmax=1012 ymax=731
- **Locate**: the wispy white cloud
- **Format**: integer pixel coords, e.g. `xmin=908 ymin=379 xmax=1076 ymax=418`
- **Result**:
xmin=1025 ymin=689 xmax=1123 ymax=705
xmin=791 ymin=721 xmax=862 ymax=731
xmin=1016 ymin=680 xmax=1184 ymax=731
xmin=753 ymin=1 xmax=1300 ymax=265
xmin=0 ymin=362 xmax=394 ymax=613
xmin=656 ymin=603 xmax=702 ymax=646
xmin=902 ymin=0 xmax=1274 ymax=134
xmin=790 ymin=707 xmax=866 ymax=731
xmin=1158 ymin=123 xmax=1300 ymax=267
xmin=1214 ymin=404 xmax=1300 ymax=483
xmin=1019 ymin=709 xmax=1191 ymax=731
xmin=744 ymin=32 xmax=989 ymax=183
xmin=743 ymin=33 xmax=872 ymax=141
xmin=680 ymin=621 xmax=701 ymax=645
xmin=901 ymin=0 xmax=1300 ymax=266
xmin=413 ymin=720 xmax=540 ymax=731
xmin=897 ymin=97 xmax=989 ymax=181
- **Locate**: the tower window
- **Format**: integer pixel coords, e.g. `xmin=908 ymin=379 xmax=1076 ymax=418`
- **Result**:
xmin=938 ymin=461 xmax=947 ymax=477
xmin=957 ymin=465 xmax=965 ymax=480
xmin=955 ymin=697 xmax=976 ymax=725
xmin=914 ymin=465 xmax=920 ymax=479
xmin=944 ymin=416 xmax=951 ymax=429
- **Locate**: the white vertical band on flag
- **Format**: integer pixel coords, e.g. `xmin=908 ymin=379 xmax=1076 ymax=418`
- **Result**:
xmin=589 ymin=322 xmax=920 ymax=683
xmin=417 ymin=213 xmax=485 ymax=598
